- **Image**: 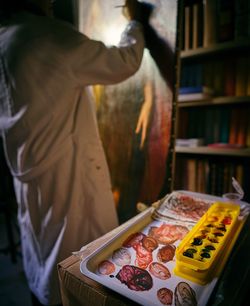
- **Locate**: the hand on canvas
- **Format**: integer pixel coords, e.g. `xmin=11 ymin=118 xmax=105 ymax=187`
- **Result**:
xmin=122 ymin=0 xmax=137 ymax=21
xmin=135 ymin=81 xmax=153 ymax=149
xmin=123 ymin=0 xmax=154 ymax=25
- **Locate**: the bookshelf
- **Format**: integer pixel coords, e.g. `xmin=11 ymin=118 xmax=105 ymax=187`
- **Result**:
xmin=174 ymin=0 xmax=250 ymax=201
xmin=178 ymin=96 xmax=250 ymax=107
xmin=181 ymin=39 xmax=250 ymax=59
xmin=176 ymin=147 xmax=250 ymax=157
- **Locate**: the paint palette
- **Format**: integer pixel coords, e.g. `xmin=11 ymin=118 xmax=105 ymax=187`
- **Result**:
xmin=174 ymin=202 xmax=240 ymax=285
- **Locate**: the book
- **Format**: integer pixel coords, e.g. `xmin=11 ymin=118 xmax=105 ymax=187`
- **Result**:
xmin=178 ymin=86 xmax=214 ymax=102
xmin=213 ymin=59 xmax=224 ymax=96
xmin=215 ymin=162 xmax=224 ymax=196
xmin=176 ymin=138 xmax=204 ymax=147
xmin=192 ymin=1 xmax=204 ymax=49
xmin=222 ymin=163 xmax=231 ymax=194
xmin=193 ymin=63 xmax=204 ymax=87
xmin=212 ymin=108 xmax=221 ymax=144
xmin=186 ymin=109 xmax=197 ymax=138
xmin=203 ymin=0 xmax=217 ymax=47
xmin=203 ymin=60 xmax=214 ymax=89
xmin=217 ymin=0 xmax=235 ymax=42
xmin=204 ymin=159 xmax=210 ymax=193
xmin=177 ymin=109 xmax=188 ymax=139
xmin=180 ymin=63 xmax=204 ymax=90
xmin=207 ymin=143 xmax=244 ymax=149
xmin=180 ymin=64 xmax=194 ymax=88
xmin=229 ymin=108 xmax=240 ymax=145
xmin=235 ymin=56 xmax=248 ymax=96
xmin=187 ymin=158 xmax=197 ymax=192
xmin=223 ymin=57 xmax=236 ymax=96
xmin=174 ymin=158 xmax=186 ymax=190
xmin=184 ymin=4 xmax=193 ymax=50
xmin=180 ymin=65 xmax=188 ymax=88
xmin=236 ymin=108 xmax=247 ymax=147
xmin=195 ymin=108 xmax=205 ymax=139
xmin=196 ymin=159 xmax=206 ymax=193
xmin=178 ymin=92 xmax=212 ymax=102
xmin=234 ymin=0 xmax=250 ymax=41
xmin=241 ymin=166 xmax=250 ymax=200
xmin=179 ymin=85 xmax=206 ymax=94
xmin=219 ymin=107 xmax=230 ymax=143
xmin=207 ymin=160 xmax=217 ymax=194
xmin=204 ymin=108 xmax=215 ymax=145
xmin=228 ymin=163 xmax=236 ymax=193
xmin=235 ymin=164 xmax=244 ymax=188
xmin=246 ymin=108 xmax=250 ymax=147
xmin=247 ymin=57 xmax=250 ymax=96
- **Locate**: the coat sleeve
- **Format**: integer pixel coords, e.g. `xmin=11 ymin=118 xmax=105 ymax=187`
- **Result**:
xmin=59 ymin=21 xmax=145 ymax=86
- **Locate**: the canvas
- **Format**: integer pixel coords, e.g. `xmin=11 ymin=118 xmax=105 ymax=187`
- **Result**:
xmin=78 ymin=0 xmax=179 ymax=223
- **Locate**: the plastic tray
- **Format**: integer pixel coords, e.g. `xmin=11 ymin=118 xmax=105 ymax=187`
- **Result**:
xmin=79 ymin=191 xmax=247 ymax=305
xmin=174 ymin=202 xmax=241 ymax=284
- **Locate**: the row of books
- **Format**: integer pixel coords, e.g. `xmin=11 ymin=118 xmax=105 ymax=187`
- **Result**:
xmin=179 ymin=56 xmax=250 ymax=101
xmin=183 ymin=0 xmax=250 ymax=51
xmin=175 ymin=157 xmax=245 ymax=197
xmin=177 ymin=106 xmax=250 ymax=148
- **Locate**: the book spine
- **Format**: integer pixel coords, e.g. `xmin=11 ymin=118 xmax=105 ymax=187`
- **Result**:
xmin=217 ymin=0 xmax=235 ymax=42
xmin=192 ymin=1 xmax=204 ymax=49
xmin=223 ymin=57 xmax=236 ymax=96
xmin=212 ymin=108 xmax=221 ymax=144
xmin=235 ymin=56 xmax=248 ymax=96
xmin=179 ymin=86 xmax=204 ymax=94
xmin=236 ymin=108 xmax=247 ymax=147
xmin=177 ymin=110 xmax=189 ymax=139
xmin=187 ymin=109 xmax=197 ymax=139
xmin=187 ymin=158 xmax=197 ymax=192
xmin=207 ymin=160 xmax=217 ymax=195
xmin=246 ymin=108 xmax=250 ymax=147
xmin=216 ymin=162 xmax=224 ymax=196
xmin=228 ymin=108 xmax=239 ymax=145
xmin=204 ymin=108 xmax=215 ymax=145
xmin=212 ymin=59 xmax=224 ymax=96
xmin=247 ymin=57 xmax=250 ymax=96
xmin=234 ymin=0 xmax=250 ymax=41
xmin=223 ymin=163 xmax=230 ymax=194
xmin=203 ymin=60 xmax=214 ymax=90
xmin=196 ymin=159 xmax=206 ymax=193
xmin=203 ymin=0 xmax=217 ymax=47
xmin=235 ymin=163 xmax=244 ymax=188
xmin=184 ymin=4 xmax=193 ymax=50
xmin=219 ymin=107 xmax=230 ymax=143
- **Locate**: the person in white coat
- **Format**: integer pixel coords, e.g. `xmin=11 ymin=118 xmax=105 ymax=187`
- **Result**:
xmin=0 ymin=0 xmax=149 ymax=305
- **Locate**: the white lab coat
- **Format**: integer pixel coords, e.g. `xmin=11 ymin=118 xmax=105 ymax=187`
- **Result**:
xmin=0 ymin=11 xmax=144 ymax=305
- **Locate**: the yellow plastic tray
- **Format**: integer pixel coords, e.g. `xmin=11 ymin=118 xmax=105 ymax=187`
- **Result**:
xmin=174 ymin=202 xmax=240 ymax=285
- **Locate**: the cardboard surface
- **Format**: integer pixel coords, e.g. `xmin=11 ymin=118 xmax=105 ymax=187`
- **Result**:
xmin=58 ymin=255 xmax=135 ymax=306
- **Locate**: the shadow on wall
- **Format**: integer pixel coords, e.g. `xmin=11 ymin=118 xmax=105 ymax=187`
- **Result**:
xmin=53 ymin=0 xmax=78 ymax=25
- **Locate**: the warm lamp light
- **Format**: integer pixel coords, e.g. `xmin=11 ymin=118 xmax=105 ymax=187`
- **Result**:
xmin=103 ymin=25 xmax=123 ymax=45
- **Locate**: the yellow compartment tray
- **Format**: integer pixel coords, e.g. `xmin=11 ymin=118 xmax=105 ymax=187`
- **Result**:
xmin=174 ymin=202 xmax=241 ymax=285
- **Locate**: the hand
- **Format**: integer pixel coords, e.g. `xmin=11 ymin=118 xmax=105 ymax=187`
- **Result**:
xmin=135 ymin=81 xmax=153 ymax=149
xmin=123 ymin=0 xmax=154 ymax=24
xmin=123 ymin=0 xmax=137 ymax=21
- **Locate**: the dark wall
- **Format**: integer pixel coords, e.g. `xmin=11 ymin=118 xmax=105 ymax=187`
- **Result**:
xmin=53 ymin=0 xmax=77 ymax=25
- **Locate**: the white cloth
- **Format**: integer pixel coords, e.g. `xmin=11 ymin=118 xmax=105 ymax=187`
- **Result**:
xmin=0 ymin=12 xmax=144 ymax=305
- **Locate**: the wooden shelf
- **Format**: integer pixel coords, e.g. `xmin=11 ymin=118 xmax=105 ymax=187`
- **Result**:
xmin=181 ymin=39 xmax=250 ymax=59
xmin=175 ymin=2 xmax=250 ymax=199
xmin=175 ymin=146 xmax=250 ymax=157
xmin=177 ymin=96 xmax=250 ymax=108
